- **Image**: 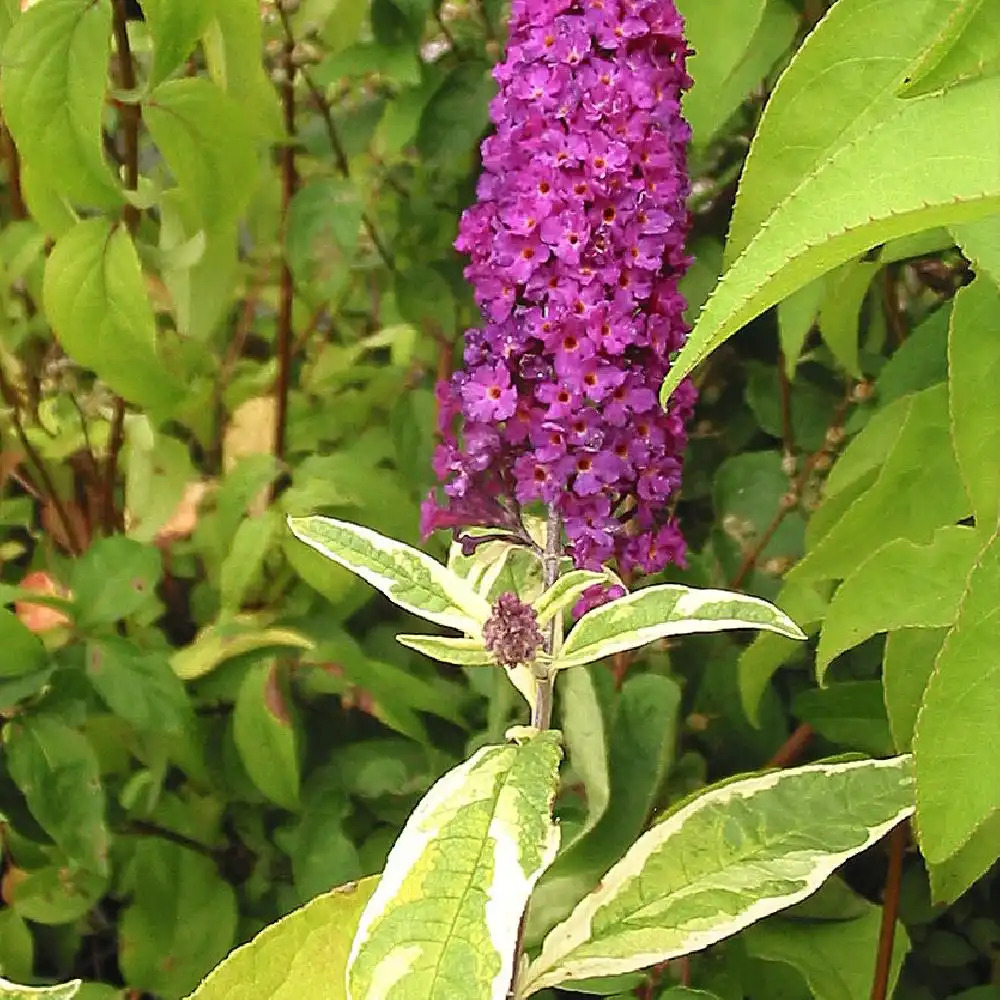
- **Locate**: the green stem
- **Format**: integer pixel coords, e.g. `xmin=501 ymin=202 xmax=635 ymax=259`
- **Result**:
xmin=532 ymin=506 xmax=563 ymax=731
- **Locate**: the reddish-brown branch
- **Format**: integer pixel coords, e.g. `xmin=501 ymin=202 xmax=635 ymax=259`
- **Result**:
xmin=0 ymin=366 xmax=84 ymax=555
xmin=767 ymin=722 xmax=815 ymax=768
xmin=273 ymin=10 xmax=299 ymax=468
xmin=870 ymin=821 xmax=908 ymax=1000
xmin=1 ymin=126 xmax=27 ymax=219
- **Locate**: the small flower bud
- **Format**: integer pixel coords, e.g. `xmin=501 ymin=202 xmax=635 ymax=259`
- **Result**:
xmin=482 ymin=592 xmax=544 ymax=670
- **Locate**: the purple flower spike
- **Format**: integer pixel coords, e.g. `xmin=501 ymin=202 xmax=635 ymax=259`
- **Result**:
xmin=424 ymin=0 xmax=697 ymax=580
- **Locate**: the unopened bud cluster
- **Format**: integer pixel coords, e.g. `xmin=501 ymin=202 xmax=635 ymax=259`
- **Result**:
xmin=483 ymin=593 xmax=545 ymax=669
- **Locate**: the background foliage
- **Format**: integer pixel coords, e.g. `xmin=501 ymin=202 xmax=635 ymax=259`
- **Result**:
xmin=0 ymin=1 xmax=997 ymax=998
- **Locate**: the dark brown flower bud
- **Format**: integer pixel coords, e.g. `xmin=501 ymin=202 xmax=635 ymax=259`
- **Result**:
xmin=482 ymin=592 xmax=544 ymax=670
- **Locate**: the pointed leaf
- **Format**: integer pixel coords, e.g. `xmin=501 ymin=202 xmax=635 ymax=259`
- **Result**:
xmin=556 ymin=585 xmax=805 ymax=669
xmin=142 ymin=0 xmax=216 ymax=87
xmin=661 ymin=10 xmax=1000 ymax=400
xmin=1 ymin=0 xmax=119 ymax=207
xmin=900 ymin=0 xmax=1000 ymax=97
xmin=0 ymin=981 xmax=80 ymax=1000
xmin=791 ymin=385 xmax=969 ymax=582
xmin=347 ymin=732 xmax=563 ymax=1000
xmin=0 ymin=607 xmax=47 ymax=678
xmin=520 ymin=756 xmax=915 ymax=994
xmin=533 ymin=570 xmax=614 ymax=625
xmin=232 ymin=661 xmax=300 ymax=810
xmin=953 ymin=212 xmax=1000 ymax=287
xmin=883 ymin=628 xmax=947 ymax=752
xmin=186 ymin=877 xmax=378 ymax=1000
xmin=949 ymin=278 xmax=1000 ymax=534
xmin=817 ymin=258 xmax=878 ymax=376
xmin=171 ymin=620 xmax=313 ymax=680
xmin=396 ymin=634 xmax=494 ymax=666
xmin=288 ymin=515 xmax=491 ymax=633
xmin=816 ymin=526 xmax=979 ymax=680
xmin=43 ymin=218 xmax=183 ymax=416
xmin=914 ymin=531 xmax=1000 ymax=864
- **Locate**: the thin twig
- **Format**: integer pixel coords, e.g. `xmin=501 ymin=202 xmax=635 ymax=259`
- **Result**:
xmin=870 ymin=821 xmax=908 ymax=1000
xmin=1 ymin=126 xmax=27 ymax=219
xmin=300 ymin=70 xmax=396 ymax=270
xmin=0 ymin=366 xmax=84 ymax=555
xmin=273 ymin=8 xmax=299 ymax=468
xmin=767 ymin=722 xmax=815 ymax=768
xmin=105 ymin=0 xmax=141 ymax=533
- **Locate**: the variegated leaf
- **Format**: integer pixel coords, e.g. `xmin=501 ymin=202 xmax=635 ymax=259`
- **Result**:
xmin=347 ymin=732 xmax=564 ymax=1000
xmin=520 ymin=756 xmax=914 ymax=995
xmin=396 ymin=634 xmax=495 ymax=666
xmin=288 ymin=516 xmax=491 ymax=633
xmin=555 ymin=585 xmax=806 ymax=669
xmin=0 ymin=981 xmax=81 ymax=1000
xmin=533 ymin=570 xmax=615 ymax=626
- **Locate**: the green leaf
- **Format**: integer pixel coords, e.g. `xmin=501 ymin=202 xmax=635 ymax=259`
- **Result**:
xmin=86 ymin=638 xmax=191 ymax=734
xmin=900 ymin=0 xmax=1000 ymax=97
xmin=520 ymin=756 xmax=915 ymax=994
xmin=661 ymin=16 xmax=1000 ymax=401
xmin=348 ymin=732 xmax=563 ymax=1000
xmin=792 ymin=681 xmax=893 ymax=756
xmin=142 ymin=0 xmax=216 ymax=86
xmin=791 ymin=385 xmax=969 ymax=582
xmin=186 ymin=877 xmax=378 ymax=1000
xmin=69 ymin=535 xmax=163 ymax=626
xmin=678 ymin=0 xmax=766 ymax=143
xmin=949 ymin=278 xmax=1000 ymax=534
xmin=416 ymin=61 xmax=495 ymax=165
xmin=145 ymin=78 xmax=261 ymax=231
xmin=533 ymin=571 xmax=613 ymax=625
xmin=0 ymin=909 xmax=33 ymax=983
xmin=883 ymin=628 xmax=947 ymax=752
xmin=0 ymin=980 xmax=80 ymax=1000
xmin=42 ymin=218 xmax=182 ymax=416
xmin=953 ymin=212 xmax=1000 ymax=286
xmin=119 ymin=840 xmax=237 ymax=999
xmin=526 ymin=675 xmax=680 ymax=945
xmin=0 ymin=607 xmax=47 ymax=678
xmin=171 ymin=620 xmax=313 ymax=680
xmin=927 ymin=808 xmax=1000 ymax=904
xmin=1 ymin=0 xmax=119 ymax=207
xmin=914 ymin=531 xmax=1000 ymax=864
xmin=220 ymin=511 xmax=281 ymax=612
xmin=285 ymin=178 xmax=363 ymax=301
xmin=778 ymin=276 xmax=825 ymax=376
xmin=232 ymin=661 xmax=300 ymax=811
xmin=743 ymin=900 xmax=908 ymax=1000
xmin=288 ymin=515 xmax=491 ymax=633
xmin=816 ymin=526 xmax=980 ymax=679
xmin=817 ymin=258 xmax=878 ymax=376
xmin=6 ymin=864 xmax=107 ymax=926
xmin=395 ymin=634 xmax=494 ymax=666
xmin=556 ymin=585 xmax=805 ymax=669
xmin=3 ymin=715 xmax=109 ymax=875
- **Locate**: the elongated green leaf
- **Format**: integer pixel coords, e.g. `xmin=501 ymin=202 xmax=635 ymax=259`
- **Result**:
xmin=533 ymin=571 xmax=612 ymax=625
xmin=396 ymin=634 xmax=494 ymax=666
xmin=949 ymin=278 xmax=1000 ymax=534
xmin=3 ymin=715 xmax=109 ymax=875
xmin=778 ymin=276 xmax=825 ymax=375
xmin=526 ymin=674 xmax=679 ymax=945
xmin=663 ymin=74 xmax=1000 ymax=401
xmin=288 ymin=515 xmax=491 ymax=633
xmin=220 ymin=511 xmax=281 ymax=611
xmin=145 ymin=78 xmax=260 ymax=231
xmin=900 ymin=0 xmax=1000 ymax=97
xmin=914 ymin=531 xmax=1000 ymax=864
xmin=817 ymin=258 xmax=878 ymax=376
xmin=142 ymin=0 xmax=216 ymax=86
xmin=232 ymin=661 xmax=300 ymax=811
xmin=520 ymin=756 xmax=914 ymax=994
xmin=43 ymin=219 xmax=183 ymax=416
xmin=791 ymin=385 xmax=969 ymax=582
xmin=883 ymin=627 xmax=947 ymax=751
xmin=186 ymin=877 xmax=378 ymax=1000
xmin=171 ymin=620 xmax=313 ymax=680
xmin=816 ymin=526 xmax=979 ymax=679
xmin=928 ymin=808 xmax=1000 ymax=904
xmin=1 ymin=0 xmax=118 ymax=207
xmin=556 ymin=585 xmax=805 ymax=669
xmin=0 ymin=980 xmax=80 ymax=1000
xmin=726 ymin=0 xmax=962 ymax=263
xmin=348 ymin=733 xmax=562 ymax=1000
